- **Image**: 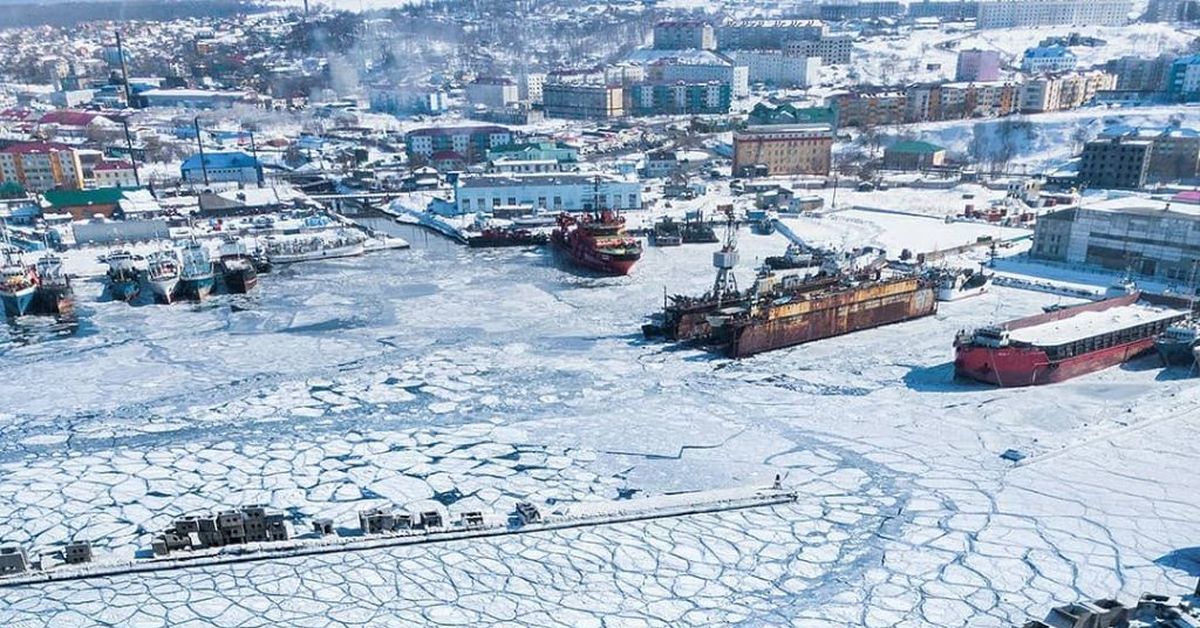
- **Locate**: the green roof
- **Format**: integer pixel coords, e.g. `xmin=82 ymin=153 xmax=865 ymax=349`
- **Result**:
xmin=43 ymin=187 xmax=134 ymax=207
xmin=887 ymin=140 xmax=945 ymax=154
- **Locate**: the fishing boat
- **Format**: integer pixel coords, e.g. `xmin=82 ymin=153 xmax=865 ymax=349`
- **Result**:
xmin=935 ymin=267 xmax=992 ymax=301
xmin=218 ymin=235 xmax=258 ymax=293
xmin=179 ymin=240 xmax=216 ymax=301
xmin=32 ymin=253 xmax=72 ymax=315
xmin=1155 ymin=320 xmax=1200 ymax=367
xmin=102 ymin=250 xmax=140 ymax=302
xmin=0 ymin=248 xmax=37 ymax=317
xmin=146 ymin=248 xmax=182 ymax=304
xmin=263 ymin=230 xmax=366 ymax=265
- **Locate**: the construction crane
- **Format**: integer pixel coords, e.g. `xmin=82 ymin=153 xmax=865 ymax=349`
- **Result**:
xmin=711 ymin=204 xmax=739 ymax=304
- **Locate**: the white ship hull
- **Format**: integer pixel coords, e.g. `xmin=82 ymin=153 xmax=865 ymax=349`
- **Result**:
xmin=937 ymin=283 xmax=989 ymax=302
xmin=267 ymin=241 xmax=365 ymax=265
xmin=148 ymin=276 xmax=180 ymax=304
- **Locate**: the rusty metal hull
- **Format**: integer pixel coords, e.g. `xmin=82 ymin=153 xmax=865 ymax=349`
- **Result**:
xmin=724 ymin=278 xmax=938 ymax=358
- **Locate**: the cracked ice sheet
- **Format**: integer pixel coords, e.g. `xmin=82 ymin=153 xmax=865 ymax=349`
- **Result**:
xmin=2 ymin=223 xmax=1200 ymax=626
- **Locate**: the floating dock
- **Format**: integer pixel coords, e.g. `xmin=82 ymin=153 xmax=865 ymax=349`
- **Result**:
xmin=0 ymin=484 xmax=797 ymax=588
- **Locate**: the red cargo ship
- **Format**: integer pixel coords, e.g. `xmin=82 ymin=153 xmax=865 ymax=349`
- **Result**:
xmin=954 ymin=292 xmax=1188 ymax=387
xmin=551 ymin=210 xmax=643 ymax=275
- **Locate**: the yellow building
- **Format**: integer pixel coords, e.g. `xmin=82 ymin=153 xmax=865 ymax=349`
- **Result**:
xmin=0 ymin=142 xmax=83 ymax=192
xmin=733 ymin=124 xmax=832 ymax=176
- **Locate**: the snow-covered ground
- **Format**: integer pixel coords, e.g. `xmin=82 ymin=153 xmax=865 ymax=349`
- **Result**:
xmin=0 ymin=213 xmax=1198 ymax=626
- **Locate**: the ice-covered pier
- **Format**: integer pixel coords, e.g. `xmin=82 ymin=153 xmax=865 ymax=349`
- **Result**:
xmin=0 ymin=484 xmax=798 ymax=589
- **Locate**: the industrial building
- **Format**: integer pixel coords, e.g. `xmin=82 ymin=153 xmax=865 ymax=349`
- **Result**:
xmin=180 ymin=151 xmax=263 ymax=185
xmin=1030 ymin=196 xmax=1200 ymax=280
xmin=455 ymin=173 xmax=642 ymax=214
xmin=1078 ymin=137 xmax=1153 ymax=189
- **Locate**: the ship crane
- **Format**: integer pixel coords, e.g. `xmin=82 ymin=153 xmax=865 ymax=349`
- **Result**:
xmin=711 ymin=205 xmax=739 ymax=304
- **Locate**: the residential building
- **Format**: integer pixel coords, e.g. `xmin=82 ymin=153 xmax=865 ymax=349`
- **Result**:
xmin=1056 ymin=70 xmax=1117 ymax=108
xmin=976 ymin=0 xmax=1131 ymax=28
xmin=1031 ymin=196 xmax=1200 ymax=280
xmin=486 ymin=141 xmax=579 ymax=173
xmin=180 ymin=151 xmax=263 ymax=185
xmin=1147 ymin=0 xmax=1200 ymax=21
xmin=1104 ymin=55 xmax=1174 ymax=91
xmin=1099 ymin=125 xmax=1200 ymax=182
xmin=653 ymin=21 xmax=716 ymax=50
xmin=633 ymin=50 xmax=749 ymax=98
xmin=938 ymin=81 xmax=1018 ymax=118
xmin=955 ymin=49 xmax=1001 ymax=82
xmin=883 ymin=140 xmax=947 ymax=170
xmin=716 ymin=19 xmax=827 ymax=50
xmin=466 ymin=77 xmax=519 ymax=109
xmin=405 ymin=126 xmax=514 ymax=163
xmin=733 ymin=124 xmax=833 ymax=176
xmin=519 ymin=72 xmax=546 ymax=104
xmin=628 ymin=81 xmax=733 ymax=115
xmin=1021 ymin=46 xmax=1077 ymax=73
xmin=1167 ymin=55 xmax=1200 ymax=101
xmin=1078 ymin=137 xmax=1153 ymax=190
xmin=1018 ymin=76 xmax=1063 ymax=112
xmin=783 ymin=35 xmax=854 ymax=65
xmin=36 ymin=110 xmax=120 ymax=140
xmin=0 ymin=142 xmax=83 ymax=192
xmin=541 ymin=83 xmax=624 ymax=119
xmin=454 ymin=173 xmax=641 ymax=214
xmin=819 ymin=2 xmax=905 ymax=20
xmin=908 ymin=1 xmax=981 ymax=19
xmin=828 ymin=88 xmax=907 ymax=127
xmin=748 ymin=102 xmax=838 ymax=130
xmin=368 ymin=87 xmax=447 ymax=115
xmin=92 ymin=161 xmax=138 ymax=188
xmin=730 ymin=51 xmax=821 ymax=87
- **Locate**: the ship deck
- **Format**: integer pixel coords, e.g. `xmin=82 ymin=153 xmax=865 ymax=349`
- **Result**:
xmin=1008 ymin=303 xmax=1187 ymax=347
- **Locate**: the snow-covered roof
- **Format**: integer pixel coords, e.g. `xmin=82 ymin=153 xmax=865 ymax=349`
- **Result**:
xmin=1009 ymin=304 xmax=1184 ymax=346
xmin=624 ymin=48 xmax=734 ymax=67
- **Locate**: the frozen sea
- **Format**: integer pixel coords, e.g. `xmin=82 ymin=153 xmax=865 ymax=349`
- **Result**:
xmin=2 ymin=217 xmax=1199 ymax=627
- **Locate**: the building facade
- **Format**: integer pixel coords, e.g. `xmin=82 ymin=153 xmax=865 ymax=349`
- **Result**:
xmin=1104 ymin=55 xmax=1174 ymax=91
xmin=653 ymin=21 xmax=716 ymax=50
xmin=829 ymin=88 xmax=907 ymax=127
xmin=405 ymin=126 xmax=514 ymax=163
xmin=1078 ymin=137 xmax=1153 ymax=190
xmin=648 ymin=54 xmax=749 ymax=98
xmin=733 ymin=124 xmax=833 ymax=176
xmin=716 ymin=19 xmax=827 ymax=50
xmin=0 ymin=142 xmax=83 ymax=192
xmin=731 ymin=51 xmax=821 ymax=87
xmin=628 ymin=81 xmax=733 ymax=115
xmin=455 ymin=174 xmax=641 ymax=213
xmin=541 ymin=83 xmax=625 ymax=119
xmin=955 ymin=49 xmax=1001 ymax=82
xmin=1167 ymin=55 xmax=1200 ymax=101
xmin=976 ymin=0 xmax=1131 ymax=28
xmin=1021 ymin=46 xmax=1077 ymax=74
xmin=466 ymin=77 xmax=519 ymax=109
xmin=92 ymin=160 xmax=138 ymax=188
xmin=180 ymin=151 xmax=263 ymax=185
xmin=883 ymin=140 xmax=947 ymax=170
xmin=783 ymin=35 xmax=854 ymax=65
xmin=1031 ymin=198 xmax=1200 ymax=281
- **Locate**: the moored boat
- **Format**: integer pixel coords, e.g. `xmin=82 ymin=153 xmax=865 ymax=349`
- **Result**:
xmin=651 ymin=218 xmax=683 ymax=247
xmin=466 ymin=228 xmax=549 ymax=248
xmin=264 ymin=230 xmax=366 ymax=264
xmin=551 ymin=210 xmax=643 ymax=276
xmin=935 ymin=267 xmax=992 ymax=302
xmin=102 ymin=250 xmax=140 ymax=302
xmin=218 ymin=235 xmax=258 ymax=293
xmin=146 ymin=248 xmax=182 ymax=304
xmin=179 ymin=240 xmax=216 ymax=301
xmin=0 ymin=249 xmax=37 ymax=317
xmin=32 ymin=253 xmax=72 ymax=315
xmin=1155 ymin=321 xmax=1200 ymax=367
xmin=954 ymin=292 xmax=1189 ymax=386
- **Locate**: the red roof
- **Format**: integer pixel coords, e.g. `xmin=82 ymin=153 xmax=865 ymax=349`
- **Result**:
xmin=430 ymin=150 xmax=466 ymax=161
xmin=2 ymin=142 xmax=73 ymax=155
xmin=0 ymin=109 xmax=31 ymax=121
xmin=38 ymin=110 xmax=103 ymax=127
xmin=94 ymin=160 xmax=133 ymax=171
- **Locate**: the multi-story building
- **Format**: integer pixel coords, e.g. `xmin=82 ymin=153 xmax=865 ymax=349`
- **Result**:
xmin=466 ymin=77 xmax=519 ymax=109
xmin=783 ymin=35 xmax=854 ymax=65
xmin=1146 ymin=0 xmax=1200 ymax=21
xmin=653 ymin=21 xmax=716 ymax=50
xmin=1078 ymin=137 xmax=1153 ymax=190
xmin=1018 ymin=77 xmax=1063 ymax=112
xmin=1021 ymin=46 xmax=1077 ymax=74
xmin=904 ymin=83 xmax=944 ymax=122
xmin=819 ymin=1 xmax=904 ymax=20
xmin=405 ymin=125 xmax=514 ymax=163
xmin=1167 ymin=55 xmax=1200 ymax=101
xmin=730 ymin=51 xmax=821 ymax=87
xmin=716 ymin=19 xmax=827 ymax=50
xmin=955 ymin=49 xmax=1001 ymax=82
xmin=733 ymin=124 xmax=833 ymax=176
xmin=628 ymin=81 xmax=733 ymax=115
xmin=455 ymin=173 xmax=641 ymax=213
xmin=519 ymin=72 xmax=546 ymax=104
xmin=486 ymin=141 xmax=579 ymax=173
xmin=640 ymin=51 xmax=749 ymax=98
xmin=1104 ymin=55 xmax=1174 ymax=91
xmin=541 ymin=83 xmax=624 ymax=119
xmin=1031 ymin=196 xmax=1200 ymax=280
xmin=92 ymin=160 xmax=138 ymax=188
xmin=907 ymin=0 xmax=981 ymax=19
xmin=748 ymin=102 xmax=839 ymax=130
xmin=938 ymin=81 xmax=1018 ymax=118
xmin=976 ymin=0 xmax=1130 ymax=28
xmin=152 ymin=505 xmax=289 ymax=556
xmin=883 ymin=140 xmax=947 ymax=170
xmin=1019 ymin=71 xmax=1116 ymax=112
xmin=0 ymin=142 xmax=83 ymax=192
xmin=1099 ymin=126 xmax=1200 ymax=182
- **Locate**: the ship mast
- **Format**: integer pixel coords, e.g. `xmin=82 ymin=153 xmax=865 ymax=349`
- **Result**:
xmin=711 ymin=204 xmax=738 ymax=304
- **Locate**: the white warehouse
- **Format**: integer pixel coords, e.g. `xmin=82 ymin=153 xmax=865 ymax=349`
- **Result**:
xmin=455 ymin=174 xmax=643 ymax=214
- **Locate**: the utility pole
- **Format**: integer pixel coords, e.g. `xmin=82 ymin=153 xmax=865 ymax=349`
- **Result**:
xmin=193 ymin=116 xmax=209 ymax=186
xmin=121 ymin=119 xmax=140 ymax=187
xmin=115 ymin=31 xmax=133 ymax=108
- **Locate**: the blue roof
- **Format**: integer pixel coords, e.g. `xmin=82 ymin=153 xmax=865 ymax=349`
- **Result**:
xmin=1173 ymin=54 xmax=1200 ymax=65
xmin=181 ymin=151 xmax=259 ymax=171
xmin=1023 ymin=46 xmax=1074 ymax=59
